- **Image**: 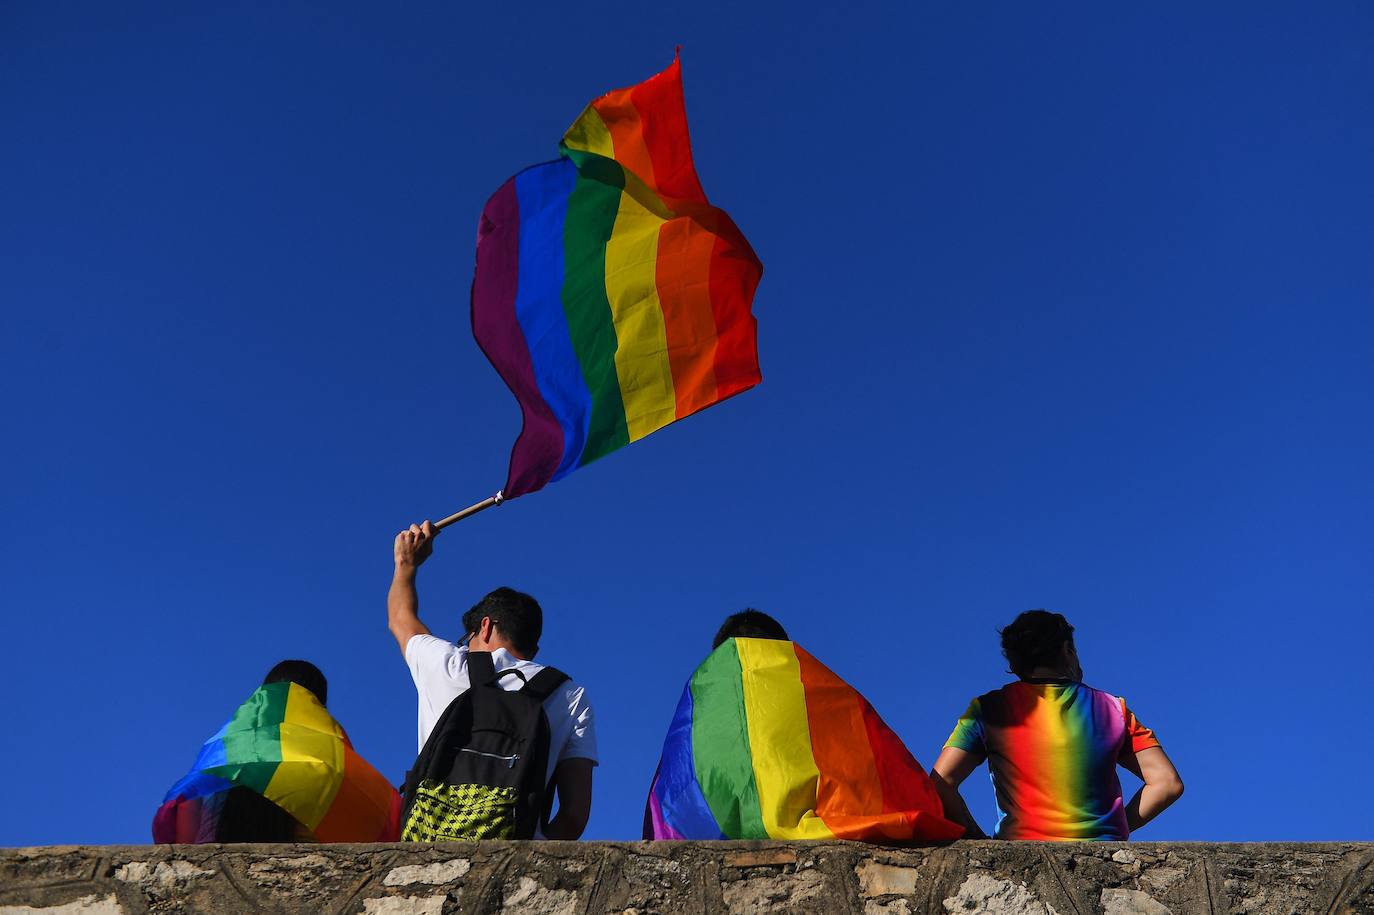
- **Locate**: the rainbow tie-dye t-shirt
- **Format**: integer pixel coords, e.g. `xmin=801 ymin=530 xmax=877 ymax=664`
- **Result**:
xmin=944 ymin=679 xmax=1160 ymax=841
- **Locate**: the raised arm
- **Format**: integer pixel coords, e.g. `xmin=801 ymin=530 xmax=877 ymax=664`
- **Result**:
xmin=930 ymin=746 xmax=989 ymax=839
xmin=543 ymin=758 xmax=595 ymax=840
xmin=1119 ymin=746 xmax=1184 ymax=832
xmin=388 ymin=521 xmax=438 ymax=653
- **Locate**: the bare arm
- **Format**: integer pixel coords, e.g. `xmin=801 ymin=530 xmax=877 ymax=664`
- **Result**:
xmin=1120 ymin=746 xmax=1184 ymax=832
xmin=388 ymin=521 xmax=438 ymax=653
xmin=543 ymin=758 xmax=594 ymax=840
xmin=930 ymin=746 xmax=988 ymax=839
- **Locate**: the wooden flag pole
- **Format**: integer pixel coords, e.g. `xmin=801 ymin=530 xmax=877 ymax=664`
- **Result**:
xmin=434 ymin=491 xmax=505 ymax=530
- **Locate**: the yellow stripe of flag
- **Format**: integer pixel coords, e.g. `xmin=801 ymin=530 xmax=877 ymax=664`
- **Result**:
xmin=736 ymin=639 xmax=834 ymax=839
xmin=563 ymin=106 xmax=615 ymax=159
xmin=264 ymin=683 xmax=345 ymax=830
xmin=604 ymin=182 xmax=679 ymax=440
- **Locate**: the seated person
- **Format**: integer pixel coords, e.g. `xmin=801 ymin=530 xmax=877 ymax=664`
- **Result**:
xmin=387 ymin=521 xmax=597 ymax=840
xmin=930 ymin=610 xmax=1184 ymax=841
xmin=644 ymin=610 xmax=963 ymax=842
xmin=153 ymin=660 xmax=400 ymax=843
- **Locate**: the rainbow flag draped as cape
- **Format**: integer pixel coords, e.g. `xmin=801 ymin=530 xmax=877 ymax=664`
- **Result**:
xmin=473 ymin=55 xmax=763 ymax=498
xmin=153 ymin=682 xmax=400 ymax=843
xmin=646 ymin=639 xmax=965 ymax=842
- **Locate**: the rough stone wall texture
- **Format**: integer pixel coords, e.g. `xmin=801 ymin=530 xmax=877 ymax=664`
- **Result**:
xmin=2 ymin=842 xmax=1371 ymax=915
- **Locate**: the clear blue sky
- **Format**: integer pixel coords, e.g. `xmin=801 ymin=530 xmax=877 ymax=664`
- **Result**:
xmin=3 ymin=2 xmax=1371 ymax=845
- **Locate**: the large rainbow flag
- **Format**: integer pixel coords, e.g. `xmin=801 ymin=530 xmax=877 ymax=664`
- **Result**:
xmin=473 ymin=54 xmax=762 ymax=498
xmin=153 ymin=682 xmax=400 ymax=843
xmin=646 ymin=639 xmax=965 ymax=842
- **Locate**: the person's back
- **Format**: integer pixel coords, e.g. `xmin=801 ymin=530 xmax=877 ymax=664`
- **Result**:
xmin=388 ymin=521 xmax=597 ymax=840
xmin=153 ymin=660 xmax=401 ymax=844
xmin=931 ymin=610 xmax=1184 ymax=841
xmin=949 ymin=678 xmax=1156 ymax=840
xmin=404 ymin=622 xmax=591 ymax=779
xmin=213 ymin=661 xmax=327 ymax=842
xmin=645 ymin=610 xmax=963 ymax=843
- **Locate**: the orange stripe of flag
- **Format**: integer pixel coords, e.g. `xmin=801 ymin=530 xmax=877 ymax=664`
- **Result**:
xmin=592 ymin=91 xmax=658 ymax=193
xmin=794 ymin=647 xmax=901 ymax=840
xmin=311 ymin=745 xmax=400 ymax=842
xmin=656 ymin=215 xmax=720 ymax=417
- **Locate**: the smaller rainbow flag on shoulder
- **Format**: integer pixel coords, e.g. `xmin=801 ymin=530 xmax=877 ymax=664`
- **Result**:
xmin=647 ymin=638 xmax=964 ymax=842
xmin=473 ymin=54 xmax=762 ymax=498
xmin=153 ymin=682 xmax=400 ymax=843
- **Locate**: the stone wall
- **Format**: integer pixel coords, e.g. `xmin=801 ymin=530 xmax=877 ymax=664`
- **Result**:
xmin=2 ymin=841 xmax=1371 ymax=914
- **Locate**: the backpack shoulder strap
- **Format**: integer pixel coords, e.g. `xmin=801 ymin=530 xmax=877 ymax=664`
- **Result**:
xmin=523 ymin=666 xmax=570 ymax=703
xmin=466 ymin=650 xmax=496 ymax=687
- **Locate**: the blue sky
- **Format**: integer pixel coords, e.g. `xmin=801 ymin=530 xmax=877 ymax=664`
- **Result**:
xmin=3 ymin=2 xmax=1371 ymax=845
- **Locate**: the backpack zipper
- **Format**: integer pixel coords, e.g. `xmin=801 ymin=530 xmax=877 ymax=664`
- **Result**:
xmin=459 ymin=748 xmax=520 ymax=768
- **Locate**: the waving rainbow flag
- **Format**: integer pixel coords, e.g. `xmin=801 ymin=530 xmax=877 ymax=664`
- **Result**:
xmin=473 ymin=55 xmax=762 ymax=498
xmin=153 ymin=682 xmax=400 ymax=843
xmin=646 ymin=639 xmax=965 ymax=842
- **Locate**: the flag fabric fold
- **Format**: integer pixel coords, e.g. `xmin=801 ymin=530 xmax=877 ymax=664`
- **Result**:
xmin=472 ymin=54 xmax=763 ymax=498
xmin=646 ymin=638 xmax=966 ymax=842
xmin=152 ymin=682 xmax=401 ymax=844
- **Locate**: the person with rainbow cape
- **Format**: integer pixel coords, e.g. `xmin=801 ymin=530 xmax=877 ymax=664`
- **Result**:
xmin=153 ymin=660 xmax=400 ymax=843
xmin=644 ymin=611 xmax=965 ymax=842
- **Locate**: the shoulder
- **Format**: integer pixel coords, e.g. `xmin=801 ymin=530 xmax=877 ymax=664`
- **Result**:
xmin=562 ymin=677 xmax=591 ymax=702
xmin=557 ymin=673 xmax=591 ymax=703
xmin=547 ymin=671 xmax=594 ymax=719
xmin=406 ymin=633 xmax=458 ymax=660
xmin=966 ymin=682 xmax=1035 ymax=724
xmin=1077 ymin=683 xmax=1136 ymax=720
xmin=546 ymin=673 xmax=597 ymax=762
xmin=405 ymin=634 xmax=464 ymax=678
xmin=511 ymin=658 xmax=589 ymax=708
xmin=974 ymin=682 xmax=1022 ymax=706
xmin=1075 ymin=681 xmax=1121 ymax=705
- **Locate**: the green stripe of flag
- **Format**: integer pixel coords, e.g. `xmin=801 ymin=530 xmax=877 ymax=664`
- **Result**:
xmin=690 ymin=640 xmax=767 ymax=838
xmin=217 ymin=682 xmax=288 ymax=794
xmin=562 ymin=150 xmax=629 ymax=464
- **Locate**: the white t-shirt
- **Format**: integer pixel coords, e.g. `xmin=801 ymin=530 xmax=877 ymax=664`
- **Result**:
xmin=404 ymin=634 xmax=598 ymax=787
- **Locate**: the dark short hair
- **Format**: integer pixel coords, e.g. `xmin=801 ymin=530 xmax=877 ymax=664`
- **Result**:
xmin=1000 ymin=610 xmax=1075 ymax=679
xmin=463 ymin=587 xmax=543 ymax=656
xmin=713 ymin=609 xmax=789 ymax=649
xmin=263 ymin=659 xmax=327 ymax=706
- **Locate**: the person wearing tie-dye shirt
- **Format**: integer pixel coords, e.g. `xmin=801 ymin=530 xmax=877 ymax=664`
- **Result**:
xmin=930 ymin=610 xmax=1183 ymax=841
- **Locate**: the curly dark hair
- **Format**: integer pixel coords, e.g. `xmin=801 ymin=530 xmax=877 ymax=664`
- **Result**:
xmin=1000 ymin=609 xmax=1075 ymax=679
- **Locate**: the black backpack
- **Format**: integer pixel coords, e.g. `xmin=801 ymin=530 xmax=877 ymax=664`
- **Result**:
xmin=401 ymin=651 xmax=569 ymax=841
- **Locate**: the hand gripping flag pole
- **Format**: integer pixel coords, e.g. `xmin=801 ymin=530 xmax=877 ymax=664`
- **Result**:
xmin=434 ymin=491 xmax=504 ymax=530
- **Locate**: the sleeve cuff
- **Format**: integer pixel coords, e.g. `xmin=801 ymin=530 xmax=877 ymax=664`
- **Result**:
xmin=1131 ymin=736 xmax=1161 ymax=754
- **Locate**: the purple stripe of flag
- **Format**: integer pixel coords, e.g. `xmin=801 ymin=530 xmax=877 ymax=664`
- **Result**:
xmin=471 ymin=176 xmax=565 ymax=496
